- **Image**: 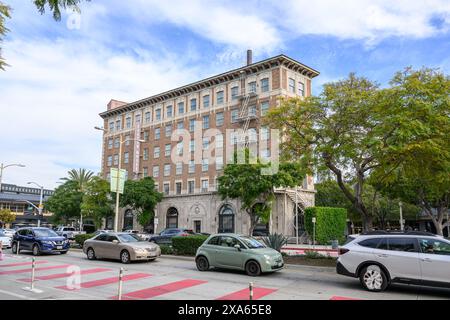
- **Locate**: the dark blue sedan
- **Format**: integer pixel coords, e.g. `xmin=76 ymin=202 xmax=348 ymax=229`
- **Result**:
xmin=12 ymin=227 xmax=70 ymax=256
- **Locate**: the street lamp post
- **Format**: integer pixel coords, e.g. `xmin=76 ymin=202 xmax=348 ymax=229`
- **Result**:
xmin=399 ymin=201 xmax=404 ymax=231
xmin=95 ymin=127 xmax=144 ymax=232
xmin=0 ymin=163 xmax=26 ymax=192
xmin=28 ymin=182 xmax=44 ymax=227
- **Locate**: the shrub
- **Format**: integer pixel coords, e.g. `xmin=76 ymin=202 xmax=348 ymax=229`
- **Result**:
xmin=172 ymin=235 xmax=208 ymax=256
xmin=304 ymin=250 xmax=335 ymax=260
xmin=304 ymin=207 xmax=347 ymax=245
xmin=261 ymin=233 xmax=288 ymax=252
xmin=74 ymin=233 xmax=94 ymax=246
xmin=160 ymin=245 xmax=174 ymax=255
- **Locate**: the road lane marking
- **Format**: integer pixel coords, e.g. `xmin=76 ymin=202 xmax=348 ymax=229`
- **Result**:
xmin=17 ymin=268 xmax=112 ymax=282
xmin=330 ymin=296 xmax=362 ymax=300
xmin=0 ymin=264 xmax=71 ymax=275
xmin=216 ymin=287 xmax=277 ymax=300
xmin=110 ymin=279 xmax=208 ymax=300
xmin=0 ymin=261 xmax=48 ymax=268
xmin=55 ymin=272 xmax=152 ymax=290
xmin=0 ymin=288 xmax=36 ymax=300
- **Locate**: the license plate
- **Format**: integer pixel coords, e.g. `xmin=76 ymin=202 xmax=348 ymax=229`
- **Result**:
xmin=56 ymin=246 xmax=62 ymax=250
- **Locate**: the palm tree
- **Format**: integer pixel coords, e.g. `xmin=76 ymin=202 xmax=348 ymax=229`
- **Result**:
xmin=61 ymin=168 xmax=94 ymax=192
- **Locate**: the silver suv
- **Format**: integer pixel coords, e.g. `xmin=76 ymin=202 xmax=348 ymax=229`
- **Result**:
xmin=337 ymin=231 xmax=450 ymax=292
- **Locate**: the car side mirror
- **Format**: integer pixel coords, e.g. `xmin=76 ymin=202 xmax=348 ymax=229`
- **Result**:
xmin=112 ymin=240 xmax=119 ymax=244
xmin=234 ymin=244 xmax=241 ymax=251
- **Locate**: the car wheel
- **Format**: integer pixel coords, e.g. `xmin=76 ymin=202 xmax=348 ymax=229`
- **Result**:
xmin=32 ymin=244 xmax=41 ymax=256
xmin=196 ymin=256 xmax=209 ymax=271
xmin=359 ymin=265 xmax=389 ymax=292
xmin=245 ymin=260 xmax=261 ymax=277
xmin=86 ymin=248 xmax=96 ymax=260
xmin=11 ymin=242 xmax=18 ymax=254
xmin=120 ymin=250 xmax=131 ymax=264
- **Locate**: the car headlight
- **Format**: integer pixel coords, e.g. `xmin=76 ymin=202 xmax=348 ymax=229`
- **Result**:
xmin=263 ymin=254 xmax=272 ymax=261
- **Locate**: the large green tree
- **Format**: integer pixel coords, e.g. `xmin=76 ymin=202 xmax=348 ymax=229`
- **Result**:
xmin=80 ymin=176 xmax=114 ymax=229
xmin=218 ymin=151 xmax=306 ymax=236
xmin=0 ymin=208 xmax=15 ymax=227
xmin=45 ymin=180 xmax=83 ymax=224
xmin=120 ymin=177 xmax=163 ymax=227
xmin=0 ymin=0 xmax=89 ymax=69
xmin=61 ymin=168 xmax=94 ymax=193
xmin=370 ymin=68 xmax=450 ymax=235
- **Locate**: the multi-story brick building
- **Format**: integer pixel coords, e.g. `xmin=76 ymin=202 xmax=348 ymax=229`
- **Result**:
xmin=99 ymin=52 xmax=319 ymax=236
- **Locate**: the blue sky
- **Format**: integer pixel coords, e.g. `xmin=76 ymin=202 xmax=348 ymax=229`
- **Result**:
xmin=0 ymin=0 xmax=449 ymax=189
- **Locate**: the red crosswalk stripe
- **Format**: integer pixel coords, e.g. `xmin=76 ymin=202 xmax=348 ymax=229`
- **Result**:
xmin=0 ymin=261 xmax=48 ymax=268
xmin=216 ymin=287 xmax=277 ymax=300
xmin=56 ymin=273 xmax=152 ymax=290
xmin=0 ymin=264 xmax=71 ymax=275
xmin=110 ymin=279 xmax=207 ymax=300
xmin=17 ymin=268 xmax=111 ymax=282
xmin=330 ymin=296 xmax=362 ymax=300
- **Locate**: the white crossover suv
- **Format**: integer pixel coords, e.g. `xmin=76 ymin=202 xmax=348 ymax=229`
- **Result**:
xmin=337 ymin=231 xmax=450 ymax=292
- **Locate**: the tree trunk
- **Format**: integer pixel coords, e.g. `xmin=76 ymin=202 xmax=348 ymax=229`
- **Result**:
xmin=248 ymin=210 xmax=257 ymax=236
xmin=362 ymin=214 xmax=373 ymax=232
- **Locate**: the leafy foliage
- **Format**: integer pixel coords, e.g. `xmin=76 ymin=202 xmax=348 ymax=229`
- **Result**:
xmin=172 ymin=235 xmax=208 ymax=256
xmin=261 ymin=233 xmax=288 ymax=252
xmin=74 ymin=233 xmax=94 ymax=246
xmin=159 ymin=244 xmax=174 ymax=255
xmin=218 ymin=150 xmax=306 ymax=235
xmin=0 ymin=2 xmax=10 ymax=70
xmin=45 ymin=180 xmax=83 ymax=224
xmin=33 ymin=0 xmax=90 ymax=21
xmin=61 ymin=168 xmax=94 ymax=192
xmin=80 ymin=176 xmax=114 ymax=228
xmin=120 ymin=177 xmax=163 ymax=227
xmin=304 ymin=207 xmax=347 ymax=245
xmin=0 ymin=209 xmax=15 ymax=225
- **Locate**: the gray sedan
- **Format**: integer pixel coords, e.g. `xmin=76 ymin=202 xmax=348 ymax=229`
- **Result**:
xmin=83 ymin=232 xmax=161 ymax=264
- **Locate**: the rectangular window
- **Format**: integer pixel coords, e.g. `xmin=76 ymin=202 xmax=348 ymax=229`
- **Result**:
xmin=190 ymin=99 xmax=197 ymax=111
xmin=177 ymin=121 xmax=184 ymax=130
xmin=126 ymin=117 xmax=131 ymax=129
xmin=261 ymin=101 xmax=270 ymax=116
xmin=216 ymin=91 xmax=224 ymax=104
xmin=188 ymin=160 xmax=195 ymax=174
xmin=189 ymin=119 xmax=195 ymax=132
xmin=216 ymin=156 xmax=223 ymax=170
xmin=165 ymin=124 xmax=172 ymax=138
xmin=107 ymin=156 xmax=112 ymax=167
xmin=167 ymin=105 xmax=173 ymax=118
xmin=124 ymin=152 xmax=129 ymax=164
xmin=154 ymin=146 xmax=160 ymax=158
xmin=202 ymin=137 xmax=209 ymax=150
xmin=116 ymin=120 xmax=121 ymax=131
xmin=135 ymin=114 xmax=141 ymax=125
xmin=203 ymin=95 xmax=210 ymax=108
xmin=143 ymin=148 xmax=149 ymax=161
xmin=165 ymin=144 xmax=171 ymax=157
xmin=152 ymin=166 xmax=159 ymax=178
xmin=164 ymin=164 xmax=171 ymax=177
xmin=164 ymin=183 xmax=170 ymax=195
xmin=188 ymin=180 xmax=195 ymax=194
xmin=231 ymin=109 xmax=239 ymax=123
xmin=201 ymin=179 xmax=209 ymax=192
xmin=178 ymin=102 xmax=185 ymax=114
xmin=155 ymin=109 xmax=162 ymax=121
xmin=189 ymin=139 xmax=195 ymax=153
xmin=249 ymin=105 xmax=257 ymax=117
xmin=202 ymin=158 xmax=209 ymax=172
xmin=203 ymin=115 xmax=210 ymax=129
xmin=261 ymin=126 xmax=269 ymax=141
xmin=143 ymin=131 xmax=149 ymax=142
xmin=176 ymin=162 xmax=182 ymax=175
xmin=216 ymin=134 xmax=223 ymax=149
xmin=261 ymin=78 xmax=269 ymax=92
xmin=143 ymin=167 xmax=148 ymax=178
xmin=248 ymin=81 xmax=257 ymax=93
xmin=125 ymin=134 xmax=130 ymax=146
xmin=176 ymin=182 xmax=182 ymax=195
xmin=114 ymin=138 xmax=120 ymax=149
xmin=145 ymin=112 xmax=151 ymax=123
xmin=216 ymin=112 xmax=224 ymax=126
xmin=109 ymin=121 xmax=115 ymax=132
xmin=108 ymin=139 xmax=113 ymax=150
xmin=155 ymin=128 xmax=161 ymax=140
xmin=231 ymin=86 xmax=239 ymax=100
xmin=298 ymin=82 xmax=305 ymax=97
xmin=289 ymin=78 xmax=295 ymax=93
xmin=113 ymin=154 xmax=119 ymax=166
xmin=176 ymin=142 xmax=183 ymax=156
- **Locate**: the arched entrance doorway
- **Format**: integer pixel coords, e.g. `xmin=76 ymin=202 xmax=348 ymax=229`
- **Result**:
xmin=218 ymin=205 xmax=235 ymax=233
xmin=123 ymin=209 xmax=134 ymax=231
xmin=166 ymin=207 xmax=179 ymax=228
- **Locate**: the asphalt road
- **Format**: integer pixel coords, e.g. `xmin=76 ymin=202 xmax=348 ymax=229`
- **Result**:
xmin=0 ymin=249 xmax=449 ymax=300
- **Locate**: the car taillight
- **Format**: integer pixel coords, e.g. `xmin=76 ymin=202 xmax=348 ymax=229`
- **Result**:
xmin=180 ymin=233 xmax=189 ymax=236
xmin=339 ymin=248 xmax=349 ymax=255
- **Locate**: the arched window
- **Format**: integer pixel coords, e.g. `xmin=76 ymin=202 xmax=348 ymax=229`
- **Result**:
xmin=166 ymin=207 xmax=179 ymax=228
xmin=123 ymin=210 xmax=134 ymax=231
xmin=218 ymin=205 xmax=235 ymax=233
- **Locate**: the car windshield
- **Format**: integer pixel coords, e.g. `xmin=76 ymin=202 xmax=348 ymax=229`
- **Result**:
xmin=239 ymin=236 xmax=266 ymax=249
xmin=0 ymin=231 xmax=6 ymax=237
xmin=34 ymin=229 xmax=59 ymax=237
xmin=117 ymin=234 xmax=142 ymax=243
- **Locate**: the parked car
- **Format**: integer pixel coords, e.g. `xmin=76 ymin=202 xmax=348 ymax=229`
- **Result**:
xmin=92 ymin=229 xmax=113 ymax=237
xmin=336 ymin=231 xmax=450 ymax=292
xmin=11 ymin=227 xmax=70 ymax=256
xmin=0 ymin=231 xmax=12 ymax=248
xmin=149 ymin=228 xmax=196 ymax=244
xmin=195 ymin=233 xmax=284 ymax=276
xmin=0 ymin=229 xmax=15 ymax=238
xmin=83 ymin=232 xmax=161 ymax=264
xmin=55 ymin=226 xmax=86 ymax=240
xmin=124 ymin=230 xmax=152 ymax=241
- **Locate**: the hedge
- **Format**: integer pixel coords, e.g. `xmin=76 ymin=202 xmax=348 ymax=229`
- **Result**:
xmin=304 ymin=207 xmax=347 ymax=245
xmin=74 ymin=233 xmax=95 ymax=246
xmin=171 ymin=235 xmax=209 ymax=256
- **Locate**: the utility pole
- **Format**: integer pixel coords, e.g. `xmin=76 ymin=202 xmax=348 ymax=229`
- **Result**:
xmin=28 ymin=182 xmax=44 ymax=227
xmin=0 ymin=163 xmax=26 ymax=192
xmin=399 ymin=201 xmax=404 ymax=231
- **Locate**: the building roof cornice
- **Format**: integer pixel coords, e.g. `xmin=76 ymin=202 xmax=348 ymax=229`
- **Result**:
xmin=100 ymin=54 xmax=320 ymax=119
